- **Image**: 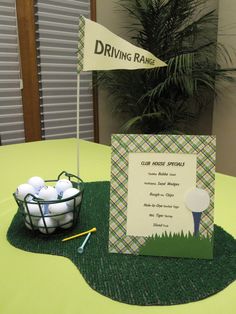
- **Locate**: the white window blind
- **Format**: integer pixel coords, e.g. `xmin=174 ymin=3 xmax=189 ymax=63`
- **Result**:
xmin=35 ymin=0 xmax=94 ymax=141
xmin=0 ymin=0 xmax=25 ymax=145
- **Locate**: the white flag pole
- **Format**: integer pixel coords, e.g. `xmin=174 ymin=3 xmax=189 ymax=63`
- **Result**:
xmin=77 ymin=74 xmax=80 ymax=176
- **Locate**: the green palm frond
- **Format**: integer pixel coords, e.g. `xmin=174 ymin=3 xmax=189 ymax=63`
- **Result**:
xmin=97 ymin=0 xmax=236 ymax=134
xmin=120 ymin=111 xmax=166 ymax=133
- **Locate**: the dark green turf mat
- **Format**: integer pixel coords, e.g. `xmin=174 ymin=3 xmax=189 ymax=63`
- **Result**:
xmin=7 ymin=181 xmax=236 ymax=306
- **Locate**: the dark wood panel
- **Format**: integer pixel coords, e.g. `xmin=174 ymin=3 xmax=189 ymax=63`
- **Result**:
xmin=16 ymin=0 xmax=42 ymax=142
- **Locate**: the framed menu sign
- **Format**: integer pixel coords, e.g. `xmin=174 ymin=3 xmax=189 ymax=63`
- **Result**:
xmin=109 ymin=134 xmax=216 ymax=259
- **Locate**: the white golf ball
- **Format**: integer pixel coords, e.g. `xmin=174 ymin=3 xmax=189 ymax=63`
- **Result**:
xmin=48 ymin=202 xmax=69 ymax=220
xmin=25 ymin=215 xmax=40 ymax=230
xmin=28 ymin=176 xmax=45 ymax=194
xmin=55 ymin=179 xmax=73 ymax=197
xmin=38 ymin=217 xmax=58 ymax=234
xmin=38 ymin=186 xmax=58 ymax=201
xmin=184 ymin=188 xmax=210 ymax=213
xmin=24 ymin=203 xmax=44 ymax=217
xmin=59 ymin=212 xmax=74 ymax=229
xmin=15 ymin=184 xmax=36 ymax=201
xmin=62 ymin=187 xmax=81 ymax=208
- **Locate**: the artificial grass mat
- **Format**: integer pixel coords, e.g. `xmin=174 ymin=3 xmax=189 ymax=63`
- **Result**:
xmin=7 ymin=181 xmax=236 ymax=306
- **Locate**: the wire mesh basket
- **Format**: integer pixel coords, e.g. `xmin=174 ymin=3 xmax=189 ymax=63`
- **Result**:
xmin=13 ymin=171 xmax=84 ymax=235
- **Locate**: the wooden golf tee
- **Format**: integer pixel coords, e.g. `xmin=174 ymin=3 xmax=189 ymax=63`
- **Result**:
xmin=62 ymin=227 xmax=97 ymax=242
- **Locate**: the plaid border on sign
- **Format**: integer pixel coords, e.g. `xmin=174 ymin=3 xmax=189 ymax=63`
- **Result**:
xmin=109 ymin=134 xmax=216 ymax=255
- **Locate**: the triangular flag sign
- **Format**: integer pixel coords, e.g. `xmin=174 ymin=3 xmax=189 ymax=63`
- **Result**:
xmin=76 ymin=16 xmax=166 ymax=176
xmin=77 ymin=16 xmax=167 ymax=72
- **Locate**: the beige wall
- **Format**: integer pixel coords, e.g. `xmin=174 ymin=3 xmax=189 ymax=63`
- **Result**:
xmin=212 ymin=0 xmax=236 ymax=176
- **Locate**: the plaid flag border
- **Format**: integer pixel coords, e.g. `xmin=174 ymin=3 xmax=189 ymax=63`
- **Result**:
xmin=109 ymin=134 xmax=216 ymax=255
xmin=77 ymin=16 xmax=85 ymax=73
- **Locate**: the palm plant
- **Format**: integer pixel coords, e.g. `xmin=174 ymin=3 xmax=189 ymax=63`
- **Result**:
xmin=97 ymin=0 xmax=234 ymax=134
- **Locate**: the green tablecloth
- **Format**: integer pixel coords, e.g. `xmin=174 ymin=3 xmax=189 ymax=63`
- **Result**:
xmin=1 ymin=138 xmax=236 ymax=314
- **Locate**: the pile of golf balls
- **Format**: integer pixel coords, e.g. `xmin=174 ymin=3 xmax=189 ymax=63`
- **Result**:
xmin=15 ymin=176 xmax=81 ymax=234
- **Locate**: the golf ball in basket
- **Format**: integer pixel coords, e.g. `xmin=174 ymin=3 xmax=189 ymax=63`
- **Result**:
xmin=38 ymin=186 xmax=58 ymax=201
xmin=38 ymin=217 xmax=58 ymax=234
xmin=24 ymin=203 xmax=44 ymax=217
xmin=15 ymin=184 xmax=36 ymax=201
xmin=59 ymin=212 xmax=74 ymax=229
xmin=55 ymin=179 xmax=73 ymax=197
xmin=48 ymin=202 xmax=69 ymax=220
xmin=28 ymin=176 xmax=45 ymax=194
xmin=25 ymin=215 xmax=40 ymax=230
xmin=62 ymin=188 xmax=81 ymax=208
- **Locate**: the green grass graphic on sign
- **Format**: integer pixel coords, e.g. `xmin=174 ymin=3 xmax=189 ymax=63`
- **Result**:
xmin=139 ymin=232 xmax=213 ymax=259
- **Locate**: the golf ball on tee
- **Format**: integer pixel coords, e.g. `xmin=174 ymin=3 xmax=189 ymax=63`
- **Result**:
xmin=38 ymin=217 xmax=58 ymax=234
xmin=38 ymin=186 xmax=58 ymax=201
xmin=62 ymin=187 xmax=81 ymax=208
xmin=55 ymin=179 xmax=73 ymax=197
xmin=28 ymin=176 xmax=45 ymax=194
xmin=15 ymin=184 xmax=36 ymax=201
xmin=59 ymin=212 xmax=74 ymax=229
xmin=48 ymin=202 xmax=69 ymax=220
xmin=184 ymin=188 xmax=210 ymax=213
